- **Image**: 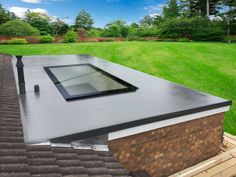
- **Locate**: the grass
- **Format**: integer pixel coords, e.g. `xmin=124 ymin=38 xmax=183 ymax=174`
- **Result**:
xmin=0 ymin=41 xmax=236 ymax=134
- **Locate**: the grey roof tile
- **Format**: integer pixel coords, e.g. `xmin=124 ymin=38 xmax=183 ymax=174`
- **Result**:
xmin=0 ymin=172 xmax=31 ymax=177
xmin=32 ymin=173 xmax=62 ymax=177
xmin=0 ymin=142 xmax=25 ymax=149
xmin=28 ymin=158 xmax=58 ymax=166
xmin=29 ymin=165 xmax=60 ymax=174
xmin=0 ymin=149 xmax=26 ymax=156
xmin=0 ymin=164 xmax=28 ymax=173
xmin=104 ymin=162 xmax=124 ymax=169
xmin=27 ymin=151 xmax=55 ymax=158
xmin=54 ymin=153 xmax=79 ymax=160
xmin=59 ymin=166 xmax=86 ymax=175
xmin=0 ymin=156 xmax=27 ymax=164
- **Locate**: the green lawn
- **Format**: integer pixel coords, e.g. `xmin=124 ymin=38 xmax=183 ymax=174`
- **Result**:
xmin=0 ymin=42 xmax=236 ymax=134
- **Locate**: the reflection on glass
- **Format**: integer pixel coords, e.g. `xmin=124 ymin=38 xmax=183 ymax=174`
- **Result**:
xmin=45 ymin=64 xmax=137 ymax=100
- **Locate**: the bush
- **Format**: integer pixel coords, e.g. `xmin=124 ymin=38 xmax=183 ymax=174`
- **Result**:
xmin=223 ymin=36 xmax=236 ymax=43
xmin=63 ymin=30 xmax=77 ymax=43
xmin=98 ymin=38 xmax=105 ymax=42
xmin=159 ymin=17 xmax=224 ymax=41
xmin=163 ymin=38 xmax=176 ymax=42
xmin=137 ymin=38 xmax=146 ymax=41
xmin=40 ymin=35 xmax=55 ymax=43
xmin=26 ymin=36 xmax=40 ymax=44
xmin=155 ymin=38 xmax=164 ymax=42
xmin=137 ymin=26 xmax=158 ymax=37
xmin=0 ymin=20 xmax=39 ymax=36
xmin=127 ymin=36 xmax=139 ymax=41
xmin=104 ymin=38 xmax=114 ymax=42
xmin=177 ymin=38 xmax=189 ymax=42
xmin=87 ymin=29 xmax=102 ymax=37
xmin=192 ymin=19 xmax=224 ymax=41
xmin=159 ymin=18 xmax=192 ymax=38
xmin=0 ymin=38 xmax=28 ymax=44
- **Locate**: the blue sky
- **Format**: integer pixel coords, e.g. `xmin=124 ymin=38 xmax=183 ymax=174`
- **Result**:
xmin=2 ymin=0 xmax=167 ymax=27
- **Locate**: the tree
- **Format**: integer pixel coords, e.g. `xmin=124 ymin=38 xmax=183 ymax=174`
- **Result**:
xmin=51 ymin=18 xmax=69 ymax=35
xmin=24 ymin=11 xmax=53 ymax=35
xmin=140 ymin=15 xmax=154 ymax=27
xmin=0 ymin=20 xmax=39 ymax=36
xmin=87 ymin=28 xmax=102 ymax=37
xmin=75 ymin=10 xmax=94 ymax=30
xmin=158 ymin=17 xmax=224 ymax=41
xmin=180 ymin=0 xmax=221 ymax=17
xmin=163 ymin=0 xmax=180 ymax=18
xmin=24 ymin=10 xmax=50 ymax=22
xmin=0 ymin=3 xmax=17 ymax=24
xmin=128 ymin=23 xmax=139 ymax=37
xmin=102 ymin=20 xmax=128 ymax=37
xmin=153 ymin=15 xmax=165 ymax=27
xmin=63 ymin=30 xmax=77 ymax=43
xmin=77 ymin=28 xmax=87 ymax=41
xmin=220 ymin=0 xmax=236 ymax=37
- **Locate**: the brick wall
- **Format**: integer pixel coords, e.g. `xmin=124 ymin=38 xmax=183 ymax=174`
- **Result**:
xmin=108 ymin=113 xmax=224 ymax=177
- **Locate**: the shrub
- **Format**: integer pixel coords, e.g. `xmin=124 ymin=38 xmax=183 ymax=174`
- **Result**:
xmin=137 ymin=38 xmax=146 ymax=41
xmin=127 ymin=36 xmax=139 ymax=41
xmin=78 ymin=28 xmax=86 ymax=41
xmin=0 ymin=38 xmax=28 ymax=44
xmin=63 ymin=30 xmax=77 ymax=43
xmin=177 ymin=38 xmax=189 ymax=42
xmin=155 ymin=38 xmax=164 ymax=42
xmin=0 ymin=20 xmax=39 ymax=36
xmin=163 ymin=38 xmax=176 ymax=42
xmin=223 ymin=36 xmax=236 ymax=43
xmin=192 ymin=19 xmax=224 ymax=41
xmin=98 ymin=38 xmax=105 ymax=42
xmin=105 ymin=38 xmax=114 ymax=42
xmin=159 ymin=18 xmax=192 ymax=38
xmin=0 ymin=40 xmax=8 ymax=44
xmin=39 ymin=35 xmax=55 ymax=43
xmin=159 ymin=17 xmax=224 ymax=41
xmin=137 ymin=26 xmax=158 ymax=37
xmin=26 ymin=36 xmax=40 ymax=44
xmin=87 ymin=29 xmax=102 ymax=37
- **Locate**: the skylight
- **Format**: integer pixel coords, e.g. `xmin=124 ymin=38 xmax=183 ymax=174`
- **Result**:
xmin=44 ymin=64 xmax=138 ymax=101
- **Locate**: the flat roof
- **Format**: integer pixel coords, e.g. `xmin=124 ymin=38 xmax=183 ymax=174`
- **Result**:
xmin=12 ymin=55 xmax=231 ymax=143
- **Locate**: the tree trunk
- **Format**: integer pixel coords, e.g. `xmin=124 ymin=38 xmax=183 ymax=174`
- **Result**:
xmin=227 ymin=5 xmax=232 ymax=43
xmin=206 ymin=0 xmax=210 ymax=18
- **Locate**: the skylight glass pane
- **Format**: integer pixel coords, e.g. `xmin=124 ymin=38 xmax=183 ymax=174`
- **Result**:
xmin=45 ymin=64 xmax=137 ymax=101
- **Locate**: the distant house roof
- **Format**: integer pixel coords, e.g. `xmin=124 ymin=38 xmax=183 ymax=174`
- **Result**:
xmin=0 ymin=54 xmax=132 ymax=177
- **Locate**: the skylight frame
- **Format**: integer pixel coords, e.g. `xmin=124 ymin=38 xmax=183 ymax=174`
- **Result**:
xmin=44 ymin=64 xmax=138 ymax=101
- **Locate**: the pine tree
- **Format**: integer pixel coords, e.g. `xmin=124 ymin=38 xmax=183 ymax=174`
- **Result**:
xmin=163 ymin=0 xmax=180 ymax=18
xmin=220 ymin=0 xmax=236 ymax=38
xmin=180 ymin=0 xmax=221 ymax=17
xmin=140 ymin=15 xmax=154 ymax=27
xmin=75 ymin=10 xmax=94 ymax=30
xmin=0 ymin=3 xmax=17 ymax=24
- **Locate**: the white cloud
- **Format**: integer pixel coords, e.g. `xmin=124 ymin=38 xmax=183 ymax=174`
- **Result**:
xmin=9 ymin=6 xmax=48 ymax=18
xmin=144 ymin=4 xmax=164 ymax=13
xmin=21 ymin=0 xmax=41 ymax=3
xmin=21 ymin=0 xmax=67 ymax=4
xmin=149 ymin=13 xmax=160 ymax=18
xmin=144 ymin=3 xmax=166 ymax=16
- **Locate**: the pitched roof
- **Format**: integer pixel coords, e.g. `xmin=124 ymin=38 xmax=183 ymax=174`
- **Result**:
xmin=0 ymin=54 xmax=132 ymax=177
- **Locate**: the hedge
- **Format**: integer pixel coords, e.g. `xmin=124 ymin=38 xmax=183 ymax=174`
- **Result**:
xmin=0 ymin=20 xmax=40 ymax=36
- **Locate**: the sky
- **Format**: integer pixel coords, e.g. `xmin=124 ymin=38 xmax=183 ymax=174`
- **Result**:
xmin=1 ymin=0 xmax=167 ymax=27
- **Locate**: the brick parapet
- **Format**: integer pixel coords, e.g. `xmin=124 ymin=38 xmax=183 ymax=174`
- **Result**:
xmin=108 ymin=113 xmax=224 ymax=177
